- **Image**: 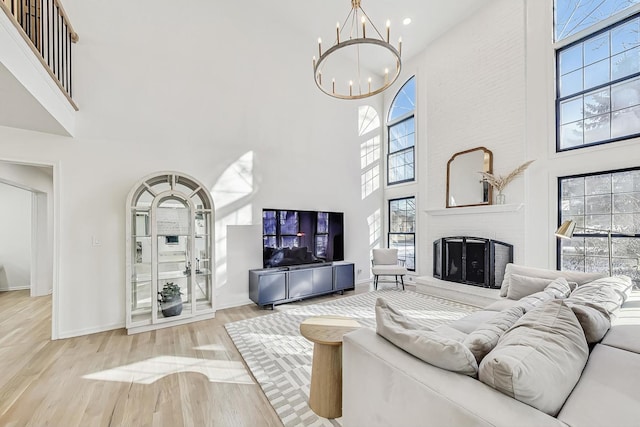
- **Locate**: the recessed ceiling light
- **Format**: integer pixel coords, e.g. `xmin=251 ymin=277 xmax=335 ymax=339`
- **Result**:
xmin=403 ymin=18 xmax=412 ymax=26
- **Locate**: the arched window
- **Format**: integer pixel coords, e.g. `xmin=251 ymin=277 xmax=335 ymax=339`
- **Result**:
xmin=387 ymin=76 xmax=416 ymax=184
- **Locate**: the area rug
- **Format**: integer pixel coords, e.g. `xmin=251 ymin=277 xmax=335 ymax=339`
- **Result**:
xmin=225 ymin=289 xmax=479 ymax=427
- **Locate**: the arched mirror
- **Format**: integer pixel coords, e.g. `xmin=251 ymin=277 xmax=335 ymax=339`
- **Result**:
xmin=446 ymin=147 xmax=493 ymax=208
xmin=126 ymin=171 xmax=214 ymax=334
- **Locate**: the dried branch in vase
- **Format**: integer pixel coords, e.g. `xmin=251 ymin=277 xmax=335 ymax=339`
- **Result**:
xmin=479 ymin=160 xmax=535 ymax=192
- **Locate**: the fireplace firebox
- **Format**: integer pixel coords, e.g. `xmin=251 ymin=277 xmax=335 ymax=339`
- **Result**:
xmin=433 ymin=237 xmax=513 ymax=288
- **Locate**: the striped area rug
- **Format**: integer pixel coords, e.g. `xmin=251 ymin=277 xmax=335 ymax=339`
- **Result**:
xmin=225 ymin=289 xmax=479 ymax=427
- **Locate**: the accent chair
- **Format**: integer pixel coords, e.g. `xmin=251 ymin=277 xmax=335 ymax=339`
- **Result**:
xmin=371 ymin=248 xmax=408 ymax=290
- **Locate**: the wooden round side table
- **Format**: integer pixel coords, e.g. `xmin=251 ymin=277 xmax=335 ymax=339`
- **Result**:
xmin=300 ymin=315 xmax=361 ymax=419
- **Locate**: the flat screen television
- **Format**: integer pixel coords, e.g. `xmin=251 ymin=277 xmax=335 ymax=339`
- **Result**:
xmin=262 ymin=209 xmax=344 ymax=268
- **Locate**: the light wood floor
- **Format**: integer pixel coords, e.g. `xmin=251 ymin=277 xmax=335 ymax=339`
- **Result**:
xmin=0 ymin=284 xmax=384 ymax=427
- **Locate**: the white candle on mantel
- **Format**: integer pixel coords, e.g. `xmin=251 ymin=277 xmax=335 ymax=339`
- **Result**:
xmin=318 ymin=38 xmax=322 ymax=57
xmin=386 ymin=20 xmax=390 ymax=43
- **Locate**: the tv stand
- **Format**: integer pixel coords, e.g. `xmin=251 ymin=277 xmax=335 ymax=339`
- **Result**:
xmin=249 ymin=262 xmax=355 ymax=308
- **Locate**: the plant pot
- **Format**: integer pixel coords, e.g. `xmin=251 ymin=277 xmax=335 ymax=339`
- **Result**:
xmin=160 ymin=295 xmax=183 ymax=317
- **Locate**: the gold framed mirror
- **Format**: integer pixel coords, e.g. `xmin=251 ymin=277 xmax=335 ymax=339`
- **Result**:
xmin=446 ymin=147 xmax=493 ymax=208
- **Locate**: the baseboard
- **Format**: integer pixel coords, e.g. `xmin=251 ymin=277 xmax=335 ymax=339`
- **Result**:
xmin=57 ymin=321 xmax=125 ymax=339
xmin=216 ymin=298 xmax=254 ymax=311
xmin=1 ymin=286 xmax=30 ymax=291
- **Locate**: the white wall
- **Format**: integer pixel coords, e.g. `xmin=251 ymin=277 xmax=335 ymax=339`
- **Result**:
xmin=0 ymin=183 xmax=31 ymax=290
xmin=0 ymin=0 xmax=378 ymax=338
xmin=383 ymin=0 xmax=640 ymax=279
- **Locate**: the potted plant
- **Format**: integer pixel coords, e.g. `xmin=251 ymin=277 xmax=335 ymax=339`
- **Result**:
xmin=158 ymin=282 xmax=183 ymax=317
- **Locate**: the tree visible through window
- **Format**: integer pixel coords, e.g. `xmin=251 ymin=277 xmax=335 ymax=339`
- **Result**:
xmin=558 ymin=168 xmax=640 ymax=287
xmin=387 ymin=77 xmax=416 ymax=184
xmin=389 ymin=197 xmax=416 ymax=271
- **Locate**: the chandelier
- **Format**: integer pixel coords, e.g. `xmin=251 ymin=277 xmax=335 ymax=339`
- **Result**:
xmin=313 ymin=0 xmax=402 ymax=100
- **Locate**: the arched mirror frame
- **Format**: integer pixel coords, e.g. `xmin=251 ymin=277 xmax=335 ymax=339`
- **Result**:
xmin=446 ymin=147 xmax=493 ymax=208
xmin=125 ymin=171 xmax=215 ymax=334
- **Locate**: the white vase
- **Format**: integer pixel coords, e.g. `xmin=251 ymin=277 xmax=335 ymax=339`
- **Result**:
xmin=496 ymin=192 xmax=506 ymax=205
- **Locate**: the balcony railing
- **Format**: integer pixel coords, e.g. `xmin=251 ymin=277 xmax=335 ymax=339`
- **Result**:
xmin=1 ymin=0 xmax=78 ymax=110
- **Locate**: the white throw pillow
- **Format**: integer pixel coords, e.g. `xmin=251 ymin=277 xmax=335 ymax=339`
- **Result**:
xmin=568 ymin=281 xmax=625 ymax=314
xmin=566 ymin=301 xmax=611 ymax=344
xmin=479 ymin=300 xmax=589 ymax=416
xmin=513 ymin=290 xmax=555 ymax=312
xmin=544 ymin=277 xmax=572 ymax=299
xmin=463 ymin=306 xmax=525 ymax=363
xmin=500 ymin=263 xmax=606 ymax=298
xmin=506 ymin=274 xmax=555 ymax=300
xmin=375 ymin=298 xmax=478 ymax=376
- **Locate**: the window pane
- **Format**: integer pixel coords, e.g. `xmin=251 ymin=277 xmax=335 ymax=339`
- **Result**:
xmin=389 ymin=118 xmax=415 ymax=153
xmin=560 ymin=120 xmax=584 ymax=148
xmin=583 ymin=89 xmax=610 ymax=118
xmin=585 ymin=33 xmax=610 ymax=65
xmin=389 ymin=148 xmax=415 ymax=183
xmin=612 ymin=104 xmax=640 ymax=137
xmin=560 ymin=44 xmax=584 ymax=74
xmin=555 ymin=0 xmax=640 ymax=41
xmin=562 ymin=177 xmax=586 ymax=197
xmin=613 ymin=169 xmax=640 ymax=191
xmin=584 ymin=59 xmax=610 ymax=90
xmin=390 ymin=197 xmax=416 ymax=233
xmin=585 ymin=174 xmax=612 ymax=194
xmin=279 ymin=211 xmax=298 ymax=234
xmin=389 ymin=234 xmax=415 ymax=270
xmin=560 ymin=69 xmax=583 ymax=96
xmin=584 ymin=113 xmax=611 ymax=143
xmin=388 ymin=77 xmax=416 ymax=122
xmin=611 ymin=17 xmax=640 ymax=55
xmin=263 ymin=210 xmax=276 ymax=235
xmin=561 ymin=97 xmax=584 ymax=124
xmin=611 ymin=77 xmax=640 ymax=110
xmin=585 ymin=194 xmax=613 ymax=214
xmin=611 ymin=46 xmax=640 ymax=79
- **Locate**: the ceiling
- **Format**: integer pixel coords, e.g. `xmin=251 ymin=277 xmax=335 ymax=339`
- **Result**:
xmin=262 ymin=0 xmax=496 ymax=65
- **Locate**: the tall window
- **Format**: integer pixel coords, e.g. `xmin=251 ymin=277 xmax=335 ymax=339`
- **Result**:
xmin=387 ymin=77 xmax=416 ymax=184
xmin=555 ymin=1 xmax=640 ymax=151
xmin=558 ymin=168 xmax=640 ymax=287
xmin=389 ymin=197 xmax=416 ymax=271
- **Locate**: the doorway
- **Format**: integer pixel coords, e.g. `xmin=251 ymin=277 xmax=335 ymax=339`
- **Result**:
xmin=0 ymin=160 xmax=57 ymax=339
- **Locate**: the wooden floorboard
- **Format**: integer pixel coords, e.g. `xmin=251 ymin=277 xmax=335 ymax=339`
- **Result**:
xmin=0 ymin=284 xmax=381 ymax=426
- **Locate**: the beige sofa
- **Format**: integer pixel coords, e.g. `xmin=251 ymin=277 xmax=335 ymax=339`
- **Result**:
xmin=343 ymin=265 xmax=640 ymax=427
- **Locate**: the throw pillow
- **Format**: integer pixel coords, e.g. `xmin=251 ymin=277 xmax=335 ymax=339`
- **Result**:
xmin=463 ymin=306 xmax=525 ymax=363
xmin=578 ymin=275 xmax=633 ymax=304
xmin=565 ymin=301 xmax=611 ymax=344
xmin=500 ymin=263 xmax=606 ymax=298
xmin=479 ymin=300 xmax=589 ymax=416
xmin=375 ymin=298 xmax=478 ymax=376
xmin=544 ymin=277 xmax=571 ymax=298
xmin=513 ymin=290 xmax=555 ymax=312
xmin=506 ymin=274 xmax=555 ymax=300
xmin=568 ymin=282 xmax=625 ymax=314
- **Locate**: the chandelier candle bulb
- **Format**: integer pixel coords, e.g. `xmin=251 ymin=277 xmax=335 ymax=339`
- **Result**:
xmin=385 ymin=68 xmax=389 ymax=83
xmin=332 ymin=78 xmax=336 ymax=94
xmin=349 ymin=80 xmax=353 ymax=96
xmin=312 ymin=56 xmax=316 ymax=68
xmin=399 ymin=37 xmax=402 ymax=56
xmin=318 ymin=38 xmax=322 ymax=56
xmin=386 ymin=20 xmax=390 ymax=42
xmin=362 ymin=16 xmax=366 ymax=38
xmin=337 ymin=22 xmax=340 ymax=43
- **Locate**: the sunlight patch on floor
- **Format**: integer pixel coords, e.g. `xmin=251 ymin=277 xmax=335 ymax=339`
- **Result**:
xmin=83 ymin=356 xmax=254 ymax=385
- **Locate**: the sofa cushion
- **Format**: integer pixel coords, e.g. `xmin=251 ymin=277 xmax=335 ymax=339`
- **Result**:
xmin=516 ymin=290 xmax=555 ymax=313
xmin=557 ymin=344 xmax=640 ymax=427
xmin=479 ymin=300 xmax=589 ymax=416
xmin=567 ymin=278 xmax=629 ymax=314
xmin=448 ymin=310 xmax=501 ymax=334
xmin=463 ymin=306 xmax=525 ymax=364
xmin=566 ymin=302 xmax=611 ymax=344
xmin=375 ymin=298 xmax=478 ymax=376
xmin=544 ymin=277 xmax=572 ymax=298
xmin=600 ymin=325 xmax=640 ymax=353
xmin=500 ymin=263 xmax=606 ymax=297
xmin=483 ymin=298 xmax=520 ymax=312
xmin=506 ymin=274 xmax=556 ymax=300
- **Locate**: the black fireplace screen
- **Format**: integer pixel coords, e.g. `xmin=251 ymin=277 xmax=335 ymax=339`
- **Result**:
xmin=433 ymin=237 xmax=513 ymax=288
